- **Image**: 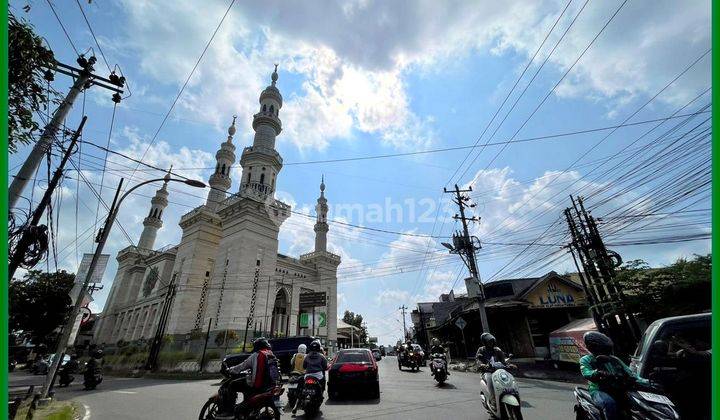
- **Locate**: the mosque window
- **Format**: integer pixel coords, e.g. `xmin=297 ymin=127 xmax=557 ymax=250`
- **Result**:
xmin=260 ymin=173 xmax=265 ymax=184
xmin=262 ymin=104 xmax=267 ymax=112
xmin=221 ymin=163 xmax=226 ymax=174
xmin=269 ymin=105 xmax=274 ymax=114
xmin=159 ymin=209 xmax=163 ymax=218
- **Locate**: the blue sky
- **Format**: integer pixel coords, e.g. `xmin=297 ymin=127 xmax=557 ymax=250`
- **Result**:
xmin=10 ymin=0 xmax=711 ymax=345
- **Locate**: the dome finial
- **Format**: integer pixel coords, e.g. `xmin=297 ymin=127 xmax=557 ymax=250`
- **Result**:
xmin=163 ymin=165 xmax=173 ymax=187
xmin=227 ymin=115 xmax=237 ymax=139
xmin=320 ymin=175 xmax=325 ymax=193
xmin=271 ymin=64 xmax=278 ymax=86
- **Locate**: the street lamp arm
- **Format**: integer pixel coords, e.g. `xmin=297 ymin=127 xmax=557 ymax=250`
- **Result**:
xmin=114 ymin=177 xmax=206 ymax=214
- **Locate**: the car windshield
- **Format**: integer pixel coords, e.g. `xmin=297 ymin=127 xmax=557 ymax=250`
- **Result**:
xmin=336 ymin=351 xmax=371 ymax=363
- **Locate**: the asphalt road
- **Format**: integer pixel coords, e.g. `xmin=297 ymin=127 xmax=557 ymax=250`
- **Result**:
xmin=38 ymin=356 xmax=579 ymax=419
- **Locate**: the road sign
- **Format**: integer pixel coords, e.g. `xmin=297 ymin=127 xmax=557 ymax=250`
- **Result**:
xmin=299 ymin=312 xmax=327 ymax=328
xmin=76 ymin=253 xmax=110 ymax=283
xmin=455 ymin=317 xmax=467 ymax=330
xmin=299 ymin=292 xmax=326 ymax=307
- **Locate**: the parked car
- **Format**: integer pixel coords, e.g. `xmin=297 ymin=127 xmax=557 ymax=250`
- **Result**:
xmin=371 ymin=349 xmax=382 ymax=361
xmin=328 ymin=348 xmax=380 ymax=400
xmin=629 ymin=312 xmax=710 ymax=420
xmin=33 ymin=354 xmax=70 ymax=375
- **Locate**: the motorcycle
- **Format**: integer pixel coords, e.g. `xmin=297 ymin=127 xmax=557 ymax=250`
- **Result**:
xmin=83 ymin=360 xmax=103 ymax=390
xmin=574 ymin=356 xmax=679 ymax=420
xmin=478 ymin=356 xmax=523 ymax=420
xmin=285 ymin=371 xmax=303 ymax=412
xmin=58 ymin=366 xmax=75 ymax=387
xmin=199 ymin=369 xmax=284 ymax=420
xmin=296 ymin=372 xmax=324 ymax=418
xmin=398 ymin=350 xmax=421 ymax=371
xmin=430 ymin=353 xmax=448 ymax=385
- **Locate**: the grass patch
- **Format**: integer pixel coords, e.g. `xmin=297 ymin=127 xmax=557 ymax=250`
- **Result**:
xmin=15 ymin=400 xmax=80 ymax=420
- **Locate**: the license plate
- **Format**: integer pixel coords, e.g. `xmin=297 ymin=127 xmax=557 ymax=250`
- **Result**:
xmin=637 ymin=391 xmax=674 ymax=405
xmin=288 ymin=383 xmax=298 ymax=389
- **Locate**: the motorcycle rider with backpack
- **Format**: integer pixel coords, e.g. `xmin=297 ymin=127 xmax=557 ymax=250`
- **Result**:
xmin=217 ymin=337 xmax=280 ymax=420
xmin=579 ymin=331 xmax=649 ymax=420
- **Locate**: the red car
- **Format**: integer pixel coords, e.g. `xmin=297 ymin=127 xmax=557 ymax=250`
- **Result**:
xmin=327 ymin=348 xmax=380 ymax=400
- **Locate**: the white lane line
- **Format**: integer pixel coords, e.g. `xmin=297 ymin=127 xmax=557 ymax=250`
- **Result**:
xmin=112 ymin=390 xmax=138 ymax=394
xmin=82 ymin=403 xmax=91 ymax=420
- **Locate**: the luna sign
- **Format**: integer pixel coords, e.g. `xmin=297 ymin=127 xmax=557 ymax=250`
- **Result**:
xmin=530 ymin=281 xmax=581 ymax=308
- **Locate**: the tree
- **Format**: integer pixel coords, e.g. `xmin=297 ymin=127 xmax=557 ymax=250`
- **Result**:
xmin=9 ymin=12 xmax=57 ymax=153
xmin=615 ymin=254 xmax=711 ymax=323
xmin=9 ymin=270 xmax=75 ymax=345
xmin=343 ymin=310 xmax=368 ymax=344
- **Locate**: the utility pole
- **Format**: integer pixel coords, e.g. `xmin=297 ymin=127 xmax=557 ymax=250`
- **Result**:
xmin=9 ymin=56 xmax=124 ymax=210
xmin=243 ymin=260 xmax=262 ymax=352
xmin=565 ymin=195 xmax=641 ymax=358
xmin=399 ymin=305 xmax=408 ymax=340
xmin=9 ymin=116 xmax=87 ymax=279
xmin=443 ymin=184 xmax=489 ymax=332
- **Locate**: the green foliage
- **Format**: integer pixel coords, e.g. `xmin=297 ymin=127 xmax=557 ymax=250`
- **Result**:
xmin=214 ymin=329 xmax=239 ymax=347
xmin=616 ymin=254 xmax=711 ymax=323
xmin=343 ymin=310 xmax=368 ymax=344
xmin=189 ymin=329 xmax=205 ymax=340
xmin=9 ymin=270 xmax=75 ymax=345
xmin=8 ymin=12 xmax=58 ymax=153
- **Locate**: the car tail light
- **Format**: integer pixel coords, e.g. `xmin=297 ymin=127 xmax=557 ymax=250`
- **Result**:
xmin=339 ymin=363 xmax=371 ymax=373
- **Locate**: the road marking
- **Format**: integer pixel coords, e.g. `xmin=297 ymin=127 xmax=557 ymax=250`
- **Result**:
xmin=82 ymin=403 xmax=91 ymax=420
xmin=112 ymin=390 xmax=138 ymax=394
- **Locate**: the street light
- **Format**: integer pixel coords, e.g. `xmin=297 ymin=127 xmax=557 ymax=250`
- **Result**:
xmin=40 ymin=174 xmax=206 ymax=399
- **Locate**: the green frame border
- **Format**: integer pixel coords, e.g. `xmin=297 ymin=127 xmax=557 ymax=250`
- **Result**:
xmin=2 ymin=0 xmax=9 ymax=419
xmin=713 ymin=0 xmax=719 ymax=418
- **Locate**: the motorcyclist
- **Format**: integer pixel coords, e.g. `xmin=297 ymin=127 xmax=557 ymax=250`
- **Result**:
xmin=84 ymin=349 xmax=103 ymax=389
xmin=429 ymin=338 xmax=449 ymax=376
xmin=401 ymin=339 xmax=414 ymax=362
xmin=291 ymin=344 xmax=307 ymax=374
xmin=60 ymin=354 xmax=79 ymax=384
xmin=475 ymin=333 xmax=513 ymax=408
xmin=217 ymin=337 xmax=277 ymax=420
xmin=303 ymin=340 xmax=328 ymax=388
xmin=579 ymin=331 xmax=649 ymax=420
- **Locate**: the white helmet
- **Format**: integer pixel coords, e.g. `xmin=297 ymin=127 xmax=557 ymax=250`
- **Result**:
xmin=298 ymin=344 xmax=307 ymax=354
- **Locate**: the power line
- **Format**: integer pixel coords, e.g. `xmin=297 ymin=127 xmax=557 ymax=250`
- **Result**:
xmin=125 ymin=0 xmax=237 ymax=185
xmin=45 ymin=0 xmax=79 ymax=56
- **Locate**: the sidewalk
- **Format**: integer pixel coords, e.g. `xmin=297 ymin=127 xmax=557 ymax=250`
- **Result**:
xmin=448 ymin=358 xmax=584 ymax=384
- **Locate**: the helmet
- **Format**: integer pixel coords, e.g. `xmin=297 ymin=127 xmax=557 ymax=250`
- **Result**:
xmin=431 ymin=338 xmax=440 ymax=346
xmin=406 ymin=339 xmax=412 ymax=345
xmin=298 ymin=344 xmax=307 ymax=354
xmin=309 ymin=340 xmax=321 ymax=353
xmin=480 ymin=333 xmax=496 ymax=348
xmin=252 ymin=337 xmax=271 ymax=352
xmin=584 ymin=331 xmax=613 ymax=356
xmin=91 ymin=349 xmax=104 ymax=359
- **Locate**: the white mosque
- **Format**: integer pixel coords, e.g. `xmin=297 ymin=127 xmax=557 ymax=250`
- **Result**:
xmin=93 ymin=67 xmax=340 ymax=350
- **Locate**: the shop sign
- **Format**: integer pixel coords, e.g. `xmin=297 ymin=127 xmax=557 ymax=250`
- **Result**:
xmin=527 ymin=279 xmax=584 ymax=308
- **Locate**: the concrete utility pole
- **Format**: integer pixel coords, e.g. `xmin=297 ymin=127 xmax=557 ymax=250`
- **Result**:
xmin=9 ymin=117 xmax=86 ymax=279
xmin=399 ymin=305 xmax=408 ymax=340
xmin=565 ymin=195 xmax=641 ymax=358
xmin=9 ymin=56 xmax=124 ymax=210
xmin=443 ymin=184 xmax=490 ymax=332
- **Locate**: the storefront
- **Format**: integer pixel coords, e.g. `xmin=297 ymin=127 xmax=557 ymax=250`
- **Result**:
xmin=418 ymin=272 xmax=589 ymax=360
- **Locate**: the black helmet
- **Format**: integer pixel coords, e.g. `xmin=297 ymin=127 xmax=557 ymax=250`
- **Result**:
xmin=91 ymin=349 xmax=104 ymax=359
xmin=252 ymin=337 xmax=271 ymax=352
xmin=481 ymin=333 xmax=496 ymax=348
xmin=309 ymin=340 xmax=321 ymax=353
xmin=584 ymin=331 xmax=613 ymax=356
